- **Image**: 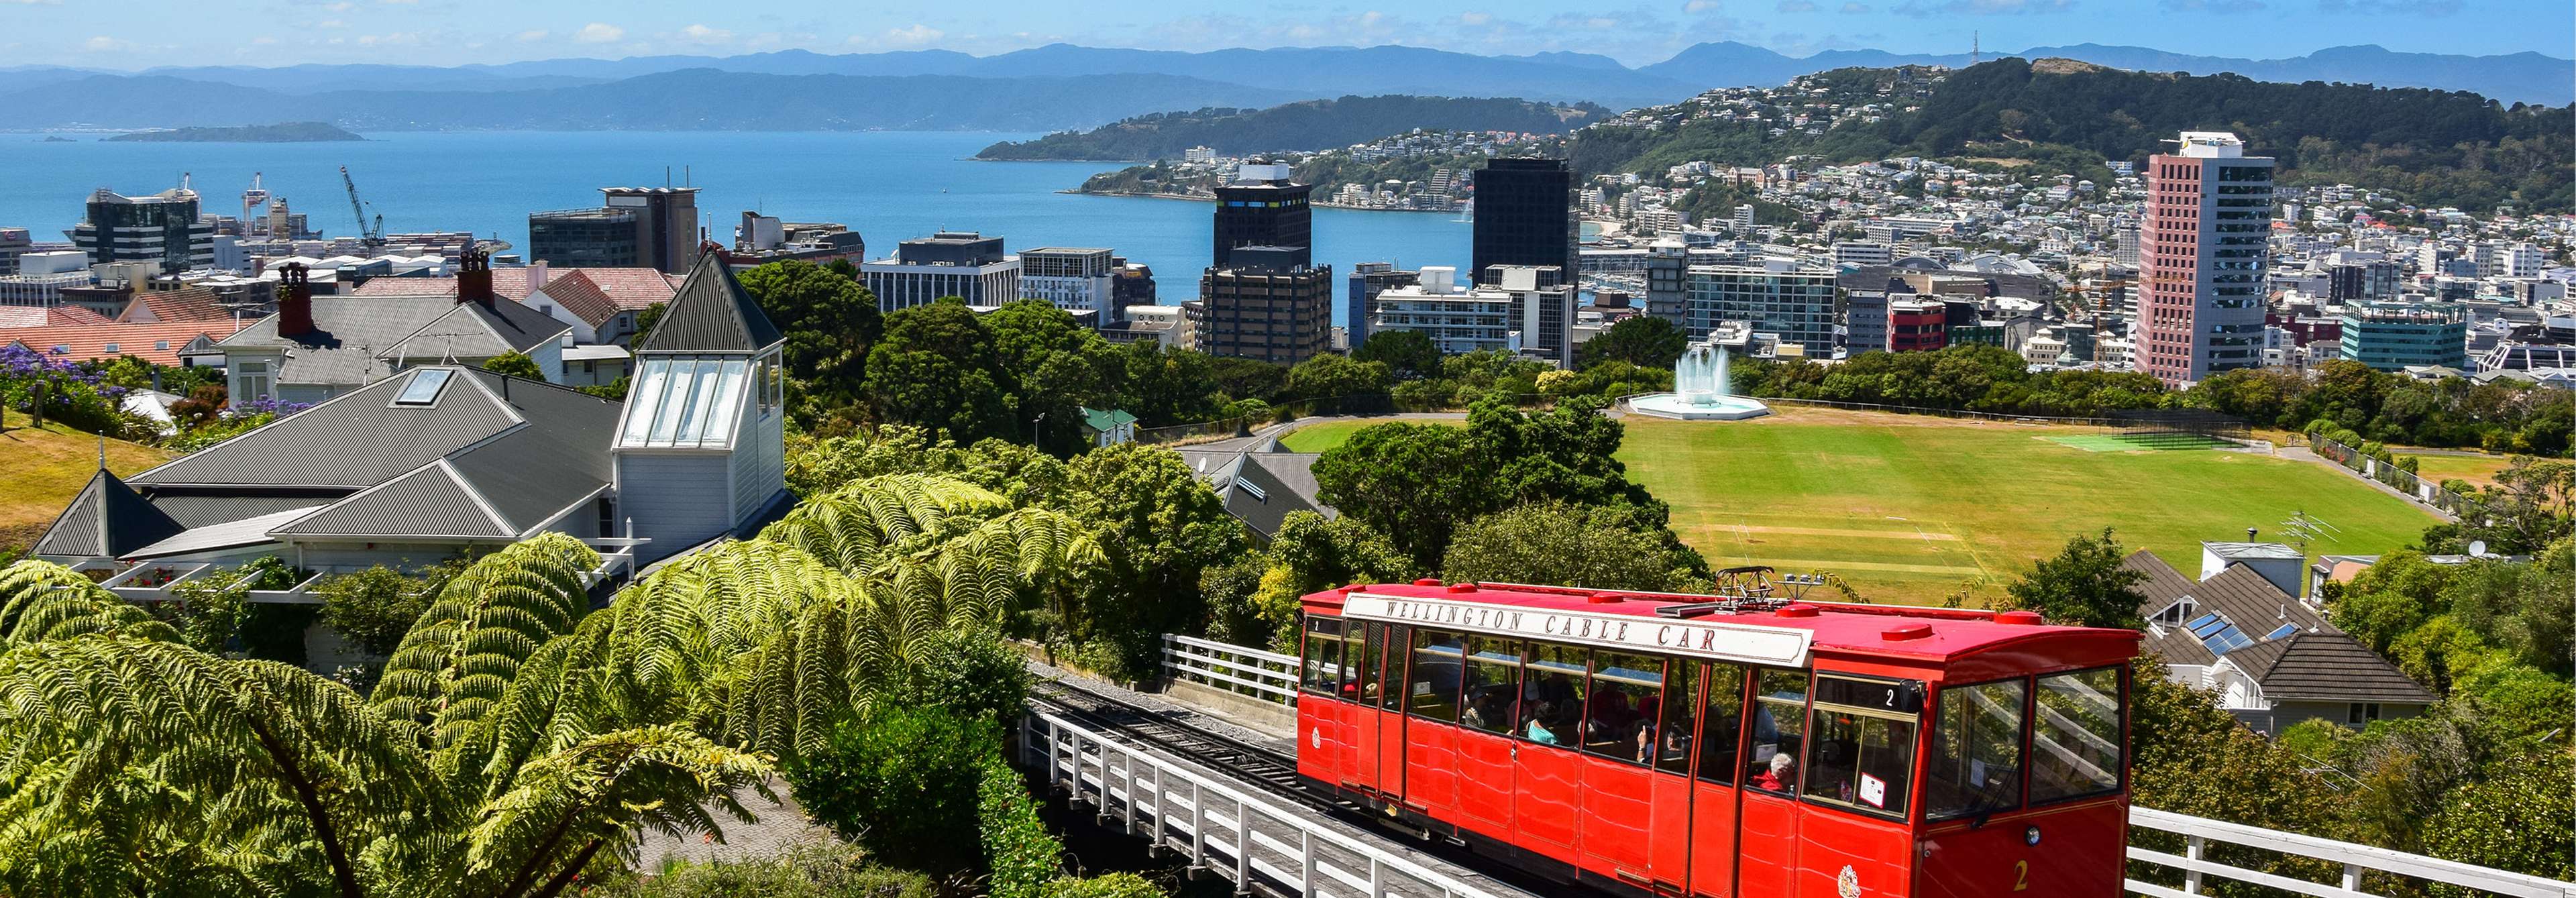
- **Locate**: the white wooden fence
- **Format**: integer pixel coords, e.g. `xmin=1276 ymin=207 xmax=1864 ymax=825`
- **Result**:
xmin=1156 ymin=634 xmax=2576 ymax=897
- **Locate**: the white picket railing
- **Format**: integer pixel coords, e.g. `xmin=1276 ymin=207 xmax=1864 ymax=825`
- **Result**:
xmin=2125 ymin=807 xmax=2576 ymax=897
xmin=1161 ymin=633 xmax=1301 ymax=705
xmin=1154 ymin=634 xmax=2576 ymax=898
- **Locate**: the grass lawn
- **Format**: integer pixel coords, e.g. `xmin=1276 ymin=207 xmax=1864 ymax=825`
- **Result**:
xmin=2406 ymin=453 xmax=2523 ymax=491
xmin=1280 ymin=418 xmax=1464 ymax=453
xmin=0 ymin=409 xmax=168 ymax=553
xmin=1615 ymin=408 xmax=2440 ymax=605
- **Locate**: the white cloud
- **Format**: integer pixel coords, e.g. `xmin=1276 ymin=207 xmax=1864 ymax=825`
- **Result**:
xmin=1894 ymin=0 xmax=2072 ymax=13
xmin=83 ymin=36 xmax=134 ymax=50
xmin=323 ymin=1 xmax=353 ymax=10
xmin=1 ymin=0 xmax=65 ymax=5
xmin=1457 ymin=10 xmax=1493 ymax=24
xmin=1778 ymin=0 xmax=1819 ymax=9
xmin=317 ymin=18 xmax=346 ymax=28
xmin=574 ymin=22 xmax=624 ymax=43
xmin=680 ymin=23 xmax=732 ymax=43
xmin=252 ymin=35 xmax=278 ymax=44
xmin=1839 ymin=1 xmax=1872 ymax=10
xmin=1683 ymin=0 xmax=1722 ymax=11
xmin=513 ymin=29 xmax=547 ymax=42
xmin=882 ymin=23 xmax=944 ymax=45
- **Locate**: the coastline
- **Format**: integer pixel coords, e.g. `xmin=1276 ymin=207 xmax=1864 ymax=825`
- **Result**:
xmin=1064 ymin=188 xmax=1464 ymax=215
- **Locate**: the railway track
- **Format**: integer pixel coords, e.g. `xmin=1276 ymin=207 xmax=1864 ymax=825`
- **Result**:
xmin=1027 ymin=677 xmax=1333 ymax=809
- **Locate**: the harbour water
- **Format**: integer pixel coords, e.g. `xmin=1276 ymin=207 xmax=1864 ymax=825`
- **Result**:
xmin=0 ymin=130 xmax=1473 ymax=325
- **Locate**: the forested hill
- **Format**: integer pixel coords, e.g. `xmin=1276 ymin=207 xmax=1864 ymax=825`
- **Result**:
xmin=1572 ymin=58 xmax=2573 ymax=213
xmin=975 ymin=95 xmax=1609 ymax=161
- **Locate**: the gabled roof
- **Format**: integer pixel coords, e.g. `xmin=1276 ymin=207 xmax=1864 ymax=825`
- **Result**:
xmin=119 ymin=288 xmax=232 ymax=324
xmin=533 ymin=271 xmax=623 ymax=327
xmin=348 ymin=273 xmax=543 ymax=302
xmin=4 ymin=320 xmax=252 ymax=366
xmin=1081 ymin=407 xmax=1138 ymax=432
xmin=2220 ymin=632 xmax=2439 ymax=705
xmin=636 ymin=254 xmax=782 ymax=353
xmin=220 ymin=295 xmax=570 ymax=385
xmin=0 ymin=306 xmax=109 ymax=329
xmin=31 ymin=469 xmax=184 ymax=559
xmin=1218 ymin=452 xmax=1334 ymax=539
xmin=2126 ymin=550 xmax=2334 ymax=667
xmin=133 ymin=367 xmax=545 ymax=489
xmin=379 ymin=297 xmax=570 ymax=363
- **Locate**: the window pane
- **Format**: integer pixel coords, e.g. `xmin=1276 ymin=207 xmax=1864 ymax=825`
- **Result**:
xmin=1695 ymin=663 xmax=1746 ymax=784
xmin=1657 ymin=662 xmax=1700 ymax=775
xmin=1301 ymin=617 xmax=1342 ymax=693
xmin=619 ymin=359 xmax=667 ymax=445
xmin=1407 ymin=630 xmax=1464 ymax=723
xmin=1748 ymin=669 xmax=1807 ymax=793
xmin=2030 ymin=668 xmax=2124 ymax=803
xmin=1521 ymin=644 xmax=1588 ymax=747
xmin=1586 ymin=653 xmax=1665 ymax=764
xmin=1460 ymin=638 xmax=1520 ymax=735
xmin=1927 ymin=679 xmax=2027 ymax=820
xmin=1337 ymin=626 xmax=1370 ymax=700
xmin=1804 ymin=708 xmax=1918 ymax=817
xmin=1354 ymin=624 xmax=1387 ymax=708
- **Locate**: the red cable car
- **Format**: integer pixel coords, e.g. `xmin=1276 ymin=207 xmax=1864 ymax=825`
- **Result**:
xmin=1293 ymin=576 xmax=2141 ymax=898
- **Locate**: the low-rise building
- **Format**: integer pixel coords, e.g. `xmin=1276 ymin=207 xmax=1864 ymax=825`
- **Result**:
xmin=861 ymin=231 xmax=1021 ymax=312
xmin=2126 ymin=551 xmax=2436 ymax=733
xmin=215 ymin=251 xmax=571 ymax=404
xmin=1018 ymin=247 xmax=1116 ymax=321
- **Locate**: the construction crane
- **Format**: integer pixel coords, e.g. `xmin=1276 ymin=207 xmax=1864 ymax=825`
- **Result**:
xmin=338 ymin=165 xmax=384 ymax=247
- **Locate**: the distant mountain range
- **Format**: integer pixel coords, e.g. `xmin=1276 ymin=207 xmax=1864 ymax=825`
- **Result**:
xmin=976 ymin=96 xmax=1609 ymax=161
xmin=0 ymin=42 xmax=2563 ymax=133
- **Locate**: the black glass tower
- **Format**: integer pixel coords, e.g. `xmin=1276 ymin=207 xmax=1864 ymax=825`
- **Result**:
xmin=1212 ymin=164 xmax=1312 ymax=270
xmin=1470 ymin=158 xmax=1576 ymax=287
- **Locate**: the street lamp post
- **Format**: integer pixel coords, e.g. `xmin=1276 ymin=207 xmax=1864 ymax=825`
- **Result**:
xmin=1032 ymin=410 xmax=1048 ymax=448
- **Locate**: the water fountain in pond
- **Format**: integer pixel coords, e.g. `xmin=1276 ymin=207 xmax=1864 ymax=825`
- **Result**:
xmin=1628 ymin=340 xmax=1772 ymax=420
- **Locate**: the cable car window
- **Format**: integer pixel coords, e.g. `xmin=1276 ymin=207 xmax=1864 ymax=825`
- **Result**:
xmin=1459 ymin=637 xmax=1522 ymax=736
xmin=1520 ymin=644 xmax=1588 ymax=747
xmin=1694 ymin=662 xmax=1746 ymax=785
xmin=1300 ymin=616 xmax=1344 ymax=693
xmin=1655 ymin=661 xmax=1699 ymax=776
xmin=1802 ymin=699 xmax=1919 ymax=820
xmin=1746 ymin=669 xmax=1808 ymax=794
xmin=2030 ymin=667 xmax=2125 ymax=804
xmin=1407 ymin=629 xmax=1465 ymax=723
xmin=1585 ymin=653 xmax=1665 ymax=765
xmin=1344 ymin=623 xmax=1381 ymax=704
xmin=1926 ymin=679 xmax=2027 ymax=821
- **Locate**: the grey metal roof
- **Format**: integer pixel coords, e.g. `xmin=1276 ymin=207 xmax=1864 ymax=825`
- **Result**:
xmin=136 ymin=368 xmax=525 ymax=488
xmin=278 ymin=347 xmax=394 ymax=387
xmin=125 ymin=506 xmax=323 ymax=559
xmin=271 ymin=461 xmax=512 ymax=539
xmin=220 ymin=295 xmax=568 ymax=385
xmin=380 ymin=298 xmax=571 ymax=363
xmin=2203 ymin=541 xmax=2304 ymax=561
xmin=143 ymin=492 xmax=350 ymax=528
xmin=220 ymin=296 xmax=453 ymax=353
xmin=31 ymin=469 xmax=183 ymax=559
xmin=637 ymin=254 xmax=784 ymax=353
xmin=2223 ymin=633 xmax=2439 ymax=705
xmin=1221 ymin=452 xmax=1334 ymax=539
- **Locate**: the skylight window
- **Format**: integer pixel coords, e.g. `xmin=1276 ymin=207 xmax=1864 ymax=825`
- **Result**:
xmin=394 ymin=368 xmax=453 ymax=406
xmin=2265 ymin=623 xmax=2300 ymax=640
xmin=616 ymin=356 xmax=749 ymax=449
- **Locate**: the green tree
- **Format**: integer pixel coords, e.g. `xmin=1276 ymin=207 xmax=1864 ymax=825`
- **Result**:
xmin=316 ymin=564 xmax=451 ymax=657
xmin=1116 ymin=342 xmax=1222 ymax=426
xmin=737 ymin=260 xmax=882 ymax=383
xmin=634 ymin=301 xmax=668 ymax=341
xmin=785 ymin=706 xmax=998 ymax=875
xmin=1442 ymin=501 xmax=1705 ymax=592
xmin=863 ymin=300 xmax=1011 ymax=442
xmin=1065 ymin=445 xmax=1246 ymax=675
xmin=481 ymin=351 xmax=545 ymax=380
xmin=2003 ymin=528 xmax=2147 ymax=629
xmin=1208 ymin=355 xmax=1287 ymax=403
xmin=2421 ymin=754 xmax=2576 ymax=888
xmin=1577 ymin=315 xmax=1688 ymax=370
xmin=1285 ymin=354 xmax=1392 ymax=406
xmin=1312 ymin=423 xmax=1489 ymax=567
xmin=985 ymin=300 xmax=1122 ymax=455
xmin=1352 ymin=329 xmax=1441 ymax=380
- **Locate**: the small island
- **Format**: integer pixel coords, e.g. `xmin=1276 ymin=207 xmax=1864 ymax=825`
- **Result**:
xmin=106 ymin=122 xmax=364 ymax=143
xmin=37 ymin=136 xmax=76 ymax=143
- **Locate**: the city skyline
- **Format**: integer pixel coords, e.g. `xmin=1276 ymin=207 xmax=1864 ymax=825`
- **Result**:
xmin=1 ymin=0 xmax=2567 ymax=70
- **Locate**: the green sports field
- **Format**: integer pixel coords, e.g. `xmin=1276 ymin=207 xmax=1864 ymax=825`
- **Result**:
xmin=1613 ymin=409 xmax=2440 ymax=605
xmin=1279 ymin=418 xmax=1463 ymax=453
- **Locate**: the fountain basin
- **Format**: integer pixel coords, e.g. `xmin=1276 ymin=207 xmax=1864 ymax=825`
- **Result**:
xmin=1629 ymin=392 xmax=1771 ymax=420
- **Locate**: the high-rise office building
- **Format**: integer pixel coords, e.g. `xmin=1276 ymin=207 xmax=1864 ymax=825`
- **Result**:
xmin=67 ymin=188 xmax=213 ymax=274
xmin=1684 ymin=266 xmax=1839 ymax=355
xmin=2339 ymin=302 xmax=2467 ymax=372
xmin=860 ymin=231 xmax=1021 ymax=312
xmin=2139 ymin=131 xmax=2273 ymax=386
xmin=1346 ymin=262 xmax=1420 ymax=350
xmin=1645 ymin=239 xmax=1689 ymax=325
xmin=602 ymin=187 xmax=701 ymax=274
xmin=529 ymin=207 xmax=641 ymax=268
xmin=0 ymin=228 xmax=28 ymax=276
xmin=1193 ymin=247 xmax=1330 ymax=365
xmin=1364 ymin=264 xmax=1572 ymax=365
xmin=1018 ymin=247 xmax=1116 ymax=321
xmin=1469 ymin=158 xmax=1576 ymax=287
xmin=1212 ymin=164 xmax=1312 ymax=270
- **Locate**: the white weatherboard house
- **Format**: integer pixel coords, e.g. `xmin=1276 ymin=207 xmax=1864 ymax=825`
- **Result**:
xmin=33 ymin=252 xmax=790 ymax=594
xmin=215 ymin=250 xmax=572 ymax=405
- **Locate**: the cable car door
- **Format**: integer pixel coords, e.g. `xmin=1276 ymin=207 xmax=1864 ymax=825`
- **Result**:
xmin=1349 ymin=622 xmax=1390 ymax=795
xmin=1686 ymin=661 xmax=1750 ymax=898
xmin=1733 ymin=668 xmax=1809 ymax=898
xmin=1379 ymin=624 xmax=1408 ymax=801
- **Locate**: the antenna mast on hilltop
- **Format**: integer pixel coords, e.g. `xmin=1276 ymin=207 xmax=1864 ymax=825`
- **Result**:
xmin=1972 ymin=31 xmax=1980 ymax=66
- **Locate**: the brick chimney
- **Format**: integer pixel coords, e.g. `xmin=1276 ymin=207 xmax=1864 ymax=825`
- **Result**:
xmin=455 ymin=246 xmax=495 ymax=308
xmin=277 ymin=263 xmax=314 ymax=337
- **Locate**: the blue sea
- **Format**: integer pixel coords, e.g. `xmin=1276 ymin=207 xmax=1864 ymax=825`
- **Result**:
xmin=0 ymin=130 xmax=1474 ymax=325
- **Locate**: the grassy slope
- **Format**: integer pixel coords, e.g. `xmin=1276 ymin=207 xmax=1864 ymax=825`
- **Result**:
xmin=2406 ymin=453 xmax=2522 ymax=491
xmin=1280 ymin=418 xmax=1463 ymax=453
xmin=1615 ymin=410 xmax=2438 ymax=604
xmin=0 ymin=410 xmax=169 ymax=553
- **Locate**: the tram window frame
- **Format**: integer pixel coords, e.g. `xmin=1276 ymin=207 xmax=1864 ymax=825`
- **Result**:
xmin=1693 ymin=661 xmax=1748 ymax=785
xmin=1458 ymin=636 xmax=1523 ymax=736
xmin=1344 ymin=622 xmax=1381 ymax=704
xmin=1299 ymin=616 xmax=1344 ymax=695
xmin=1799 ymin=673 xmax=1923 ymax=822
xmin=1584 ymin=652 xmax=1666 ymax=767
xmin=1745 ymin=668 xmax=1809 ymax=795
xmin=1407 ymin=629 xmax=1466 ymax=723
xmin=1923 ymin=677 xmax=2029 ymax=822
xmin=1656 ymin=661 xmax=1701 ymax=777
xmin=2028 ymin=665 xmax=2127 ymax=806
xmin=1376 ymin=625 xmax=1408 ymax=710
xmin=1519 ymin=643 xmax=1590 ymax=748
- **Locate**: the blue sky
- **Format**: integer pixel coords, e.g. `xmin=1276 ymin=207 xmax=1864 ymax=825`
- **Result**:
xmin=4 ymin=0 xmax=2567 ymax=69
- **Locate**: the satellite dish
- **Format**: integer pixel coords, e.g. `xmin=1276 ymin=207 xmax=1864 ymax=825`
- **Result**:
xmin=2468 ymin=540 xmax=2488 ymax=557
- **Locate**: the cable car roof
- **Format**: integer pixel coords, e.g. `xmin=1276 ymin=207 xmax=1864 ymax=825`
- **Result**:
xmin=1304 ymin=581 xmax=2139 ymax=667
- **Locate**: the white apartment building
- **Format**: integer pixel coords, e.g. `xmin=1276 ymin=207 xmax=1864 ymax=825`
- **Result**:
xmin=859 ymin=231 xmax=1021 ymax=312
xmin=1831 ymin=241 xmax=1893 ymax=267
xmin=1018 ymin=246 xmax=1116 ymax=321
xmin=1684 ymin=264 xmax=1839 ymax=356
xmin=1365 ymin=265 xmax=1578 ymax=365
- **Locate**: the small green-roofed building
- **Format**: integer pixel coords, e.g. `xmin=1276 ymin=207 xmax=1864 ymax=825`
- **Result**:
xmin=1081 ymin=407 xmax=1138 ymax=447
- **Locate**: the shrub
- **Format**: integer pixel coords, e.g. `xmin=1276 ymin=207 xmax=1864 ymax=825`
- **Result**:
xmin=784 ymin=706 xmax=999 ymax=875
xmin=979 ymin=757 xmax=1062 ymax=898
xmin=316 ymin=563 xmax=453 ymax=656
xmin=589 ymin=838 xmax=937 ymax=898
xmin=892 ymin=629 xmax=1035 ymax=727
xmin=1043 ymin=873 xmax=1167 ymax=898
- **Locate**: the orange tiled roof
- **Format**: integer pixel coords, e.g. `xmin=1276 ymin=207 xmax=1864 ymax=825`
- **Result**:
xmin=0 ymin=306 xmax=111 ymax=328
xmin=119 ymin=288 xmax=233 ymax=324
xmin=348 ymin=274 xmax=542 ymax=301
xmin=3 ymin=320 xmax=254 ymax=366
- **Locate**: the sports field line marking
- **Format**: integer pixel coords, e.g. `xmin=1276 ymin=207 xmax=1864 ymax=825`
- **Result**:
xmin=1719 ymin=524 xmax=1962 ymax=541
